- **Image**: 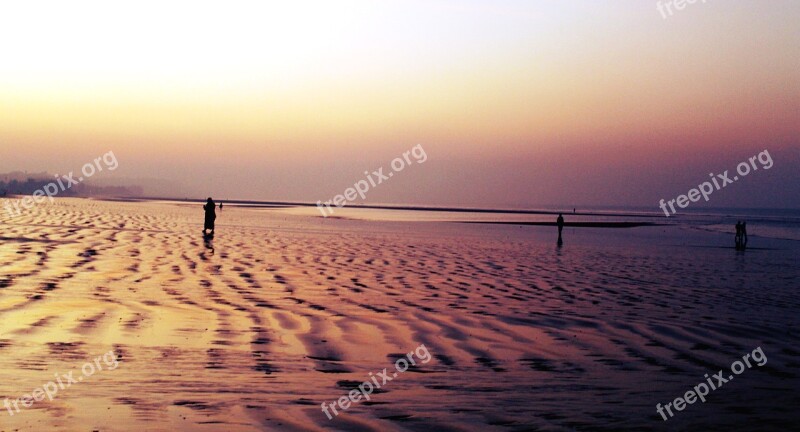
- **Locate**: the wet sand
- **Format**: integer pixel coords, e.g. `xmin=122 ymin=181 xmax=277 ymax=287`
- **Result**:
xmin=0 ymin=198 xmax=798 ymax=431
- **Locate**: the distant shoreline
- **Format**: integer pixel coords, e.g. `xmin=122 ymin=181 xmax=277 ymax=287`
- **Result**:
xmin=96 ymin=196 xmax=663 ymax=219
xmin=459 ymin=221 xmax=664 ymax=228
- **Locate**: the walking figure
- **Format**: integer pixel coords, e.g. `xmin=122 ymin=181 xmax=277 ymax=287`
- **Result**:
xmin=203 ymin=197 xmax=217 ymax=236
xmin=557 ymin=213 xmax=565 ymax=245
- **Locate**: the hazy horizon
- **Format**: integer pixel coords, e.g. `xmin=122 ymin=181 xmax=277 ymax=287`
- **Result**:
xmin=1 ymin=1 xmax=798 ymax=209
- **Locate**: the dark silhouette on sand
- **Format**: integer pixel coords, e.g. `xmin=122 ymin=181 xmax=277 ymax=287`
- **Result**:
xmin=219 ymin=202 xmax=223 ymax=211
xmin=557 ymin=213 xmax=564 ymax=245
xmin=735 ymin=221 xmax=749 ymax=251
xmin=203 ymin=198 xmax=217 ymax=236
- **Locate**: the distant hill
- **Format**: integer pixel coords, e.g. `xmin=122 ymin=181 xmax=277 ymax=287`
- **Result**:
xmin=0 ymin=172 xmax=143 ymax=198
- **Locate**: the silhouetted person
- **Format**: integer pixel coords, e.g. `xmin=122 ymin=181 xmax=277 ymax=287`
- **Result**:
xmin=557 ymin=213 xmax=564 ymax=244
xmin=203 ymin=197 xmax=216 ymax=236
xmin=735 ymin=221 xmax=745 ymax=250
xmin=219 ymin=202 xmax=223 ymax=211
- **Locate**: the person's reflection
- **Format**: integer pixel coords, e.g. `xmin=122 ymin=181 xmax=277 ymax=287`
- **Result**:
xmin=202 ymin=234 xmax=215 ymax=256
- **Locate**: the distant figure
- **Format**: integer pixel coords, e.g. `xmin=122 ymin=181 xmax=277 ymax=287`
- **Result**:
xmin=735 ymin=220 xmax=748 ymax=251
xmin=557 ymin=213 xmax=565 ymax=244
xmin=219 ymin=202 xmax=223 ymax=211
xmin=573 ymin=208 xmax=576 ymax=214
xmin=203 ymin=197 xmax=217 ymax=236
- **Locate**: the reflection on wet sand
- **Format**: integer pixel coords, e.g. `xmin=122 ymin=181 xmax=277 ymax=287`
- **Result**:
xmin=0 ymin=198 xmax=797 ymax=431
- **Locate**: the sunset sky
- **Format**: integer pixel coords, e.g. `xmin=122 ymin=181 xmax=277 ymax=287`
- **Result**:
xmin=1 ymin=0 xmax=798 ymax=209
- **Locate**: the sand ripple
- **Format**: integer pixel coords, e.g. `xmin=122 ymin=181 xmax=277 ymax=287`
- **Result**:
xmin=0 ymin=198 xmax=798 ymax=431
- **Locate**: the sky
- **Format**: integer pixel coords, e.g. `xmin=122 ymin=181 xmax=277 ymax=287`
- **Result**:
xmin=0 ymin=0 xmax=798 ymax=209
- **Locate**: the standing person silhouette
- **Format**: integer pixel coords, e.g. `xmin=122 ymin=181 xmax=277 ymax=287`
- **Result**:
xmin=735 ymin=221 xmax=743 ymax=250
xmin=203 ymin=197 xmax=217 ymax=236
xmin=557 ymin=213 xmax=564 ymax=244
xmin=219 ymin=202 xmax=223 ymax=211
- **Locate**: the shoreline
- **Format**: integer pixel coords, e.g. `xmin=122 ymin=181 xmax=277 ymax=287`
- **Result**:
xmin=458 ymin=221 xmax=665 ymax=228
xmin=92 ymin=196 xmax=665 ymax=218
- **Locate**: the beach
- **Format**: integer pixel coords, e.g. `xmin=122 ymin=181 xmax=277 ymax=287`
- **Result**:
xmin=0 ymin=198 xmax=798 ymax=431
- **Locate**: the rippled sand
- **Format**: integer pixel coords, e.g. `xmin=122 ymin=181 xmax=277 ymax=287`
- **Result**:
xmin=0 ymin=198 xmax=798 ymax=431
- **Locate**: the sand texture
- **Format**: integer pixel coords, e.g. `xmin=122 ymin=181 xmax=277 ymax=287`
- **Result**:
xmin=0 ymin=198 xmax=798 ymax=431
